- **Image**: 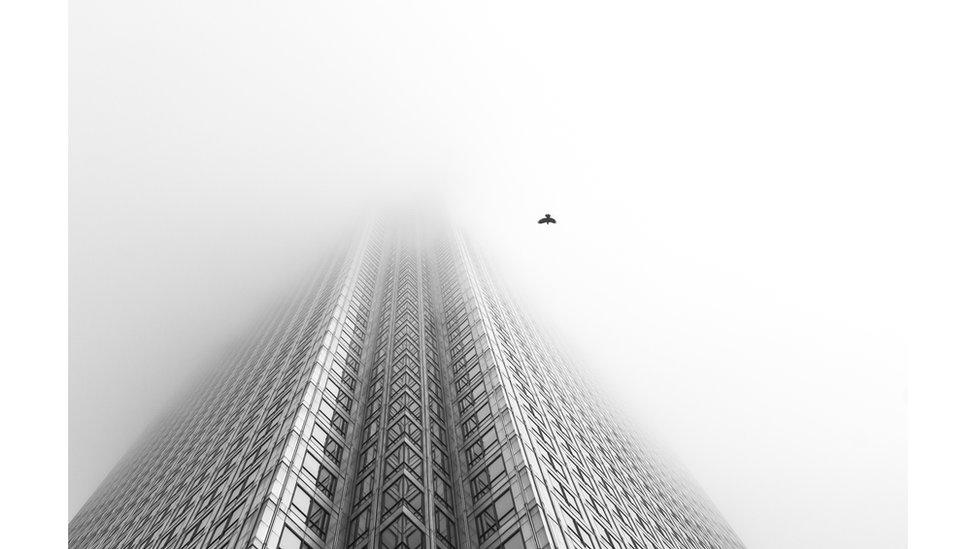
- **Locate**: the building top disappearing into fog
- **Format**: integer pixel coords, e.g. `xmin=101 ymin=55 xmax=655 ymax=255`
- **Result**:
xmin=69 ymin=217 xmax=745 ymax=549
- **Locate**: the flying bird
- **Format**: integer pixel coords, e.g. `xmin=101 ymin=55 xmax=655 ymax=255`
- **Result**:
xmin=538 ymin=213 xmax=556 ymax=225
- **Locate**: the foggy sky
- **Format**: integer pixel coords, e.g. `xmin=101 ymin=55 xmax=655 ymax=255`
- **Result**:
xmin=71 ymin=1 xmax=907 ymax=547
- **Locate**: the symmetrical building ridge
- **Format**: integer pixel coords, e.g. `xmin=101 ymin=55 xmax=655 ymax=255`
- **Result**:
xmin=69 ymin=217 xmax=745 ymax=549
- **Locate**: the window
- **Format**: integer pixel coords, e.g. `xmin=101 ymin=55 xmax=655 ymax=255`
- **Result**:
xmin=312 ymin=423 xmax=342 ymax=465
xmin=329 ymin=413 xmax=348 ymax=436
xmin=365 ymin=394 xmax=383 ymax=418
xmin=325 ymin=380 xmax=353 ymax=412
xmin=316 ymin=467 xmax=338 ymax=499
xmin=277 ymin=526 xmax=310 ymax=549
xmin=430 ymin=419 xmax=446 ymax=442
xmin=340 ymin=369 xmax=357 ymax=390
xmin=494 ymin=490 xmax=515 ymax=518
xmin=306 ymin=498 xmax=329 ymax=538
xmin=433 ymin=473 xmax=452 ymax=505
xmin=291 ymin=487 xmax=312 ymax=517
xmin=435 ymin=508 xmax=456 ymax=545
xmin=349 ymin=509 xmax=370 ymax=542
xmin=318 ymin=401 xmax=336 ymax=421
xmin=359 ymin=443 xmax=377 ymax=472
xmin=501 ymin=531 xmax=527 ymax=549
xmin=471 ymin=455 xmax=506 ymax=501
xmin=335 ymin=389 xmax=353 ymax=412
xmin=431 ymin=444 xmax=448 ymax=471
xmin=324 ymin=379 xmax=341 ymax=398
xmin=363 ymin=418 xmax=379 ymax=440
xmin=458 ymin=387 xmax=479 ymax=416
xmin=429 ymin=397 xmax=445 ymax=420
xmin=303 ymin=451 xmax=338 ymax=498
xmin=462 ymin=403 xmax=492 ymax=437
xmin=291 ymin=487 xmax=330 ymax=539
xmin=476 ymin=491 xmax=516 ymax=541
xmin=301 ymin=452 xmax=321 ymax=478
xmin=466 ymin=428 xmax=499 ymax=466
xmin=311 ymin=423 xmax=328 ymax=448
xmin=354 ymin=472 xmax=374 ymax=504
xmin=323 ymin=435 xmax=342 ymax=465
xmin=319 ymin=401 xmax=348 ymax=436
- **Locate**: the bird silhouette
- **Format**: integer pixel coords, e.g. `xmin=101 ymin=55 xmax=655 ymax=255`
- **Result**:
xmin=538 ymin=213 xmax=556 ymax=225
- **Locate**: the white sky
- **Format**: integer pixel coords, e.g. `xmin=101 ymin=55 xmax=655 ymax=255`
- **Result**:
xmin=68 ymin=1 xmax=936 ymax=546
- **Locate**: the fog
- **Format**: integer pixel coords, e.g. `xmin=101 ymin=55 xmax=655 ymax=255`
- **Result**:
xmin=71 ymin=1 xmax=908 ymax=547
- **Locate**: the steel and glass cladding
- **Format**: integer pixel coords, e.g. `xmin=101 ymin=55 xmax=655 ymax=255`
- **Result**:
xmin=70 ymin=220 xmax=745 ymax=549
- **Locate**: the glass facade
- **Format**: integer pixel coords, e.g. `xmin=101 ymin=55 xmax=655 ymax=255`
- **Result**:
xmin=69 ymin=220 xmax=745 ymax=549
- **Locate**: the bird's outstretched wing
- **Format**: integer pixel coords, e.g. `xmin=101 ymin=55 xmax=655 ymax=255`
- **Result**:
xmin=538 ymin=218 xmax=546 ymax=224
xmin=549 ymin=217 xmax=556 ymax=223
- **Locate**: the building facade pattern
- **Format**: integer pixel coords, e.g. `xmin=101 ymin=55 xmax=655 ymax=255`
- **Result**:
xmin=70 ymin=221 xmax=744 ymax=549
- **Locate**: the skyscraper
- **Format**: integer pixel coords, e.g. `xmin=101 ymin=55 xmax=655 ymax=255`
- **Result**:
xmin=69 ymin=219 xmax=745 ymax=549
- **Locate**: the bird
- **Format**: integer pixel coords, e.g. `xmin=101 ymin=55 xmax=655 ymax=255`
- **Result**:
xmin=538 ymin=213 xmax=556 ymax=225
